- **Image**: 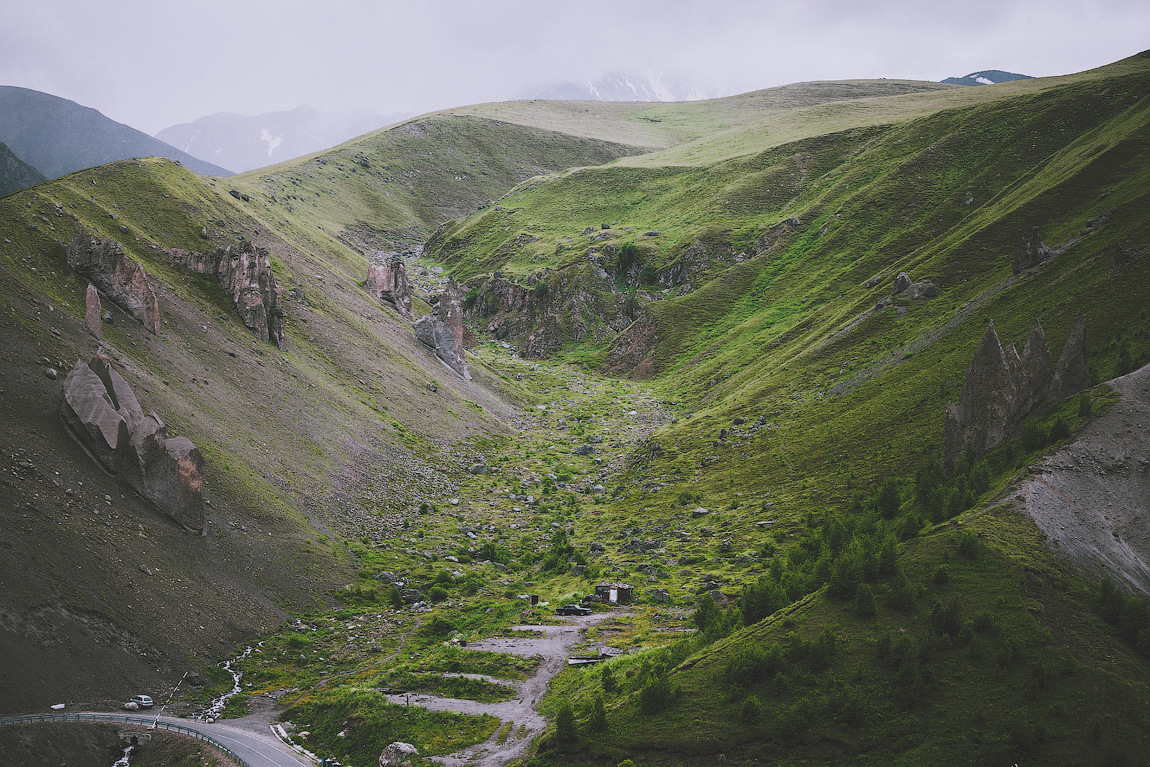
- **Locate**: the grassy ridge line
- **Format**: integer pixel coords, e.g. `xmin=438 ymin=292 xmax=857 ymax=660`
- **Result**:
xmin=448 ymin=80 xmax=956 ymax=153
xmin=228 ymin=115 xmax=649 ymax=254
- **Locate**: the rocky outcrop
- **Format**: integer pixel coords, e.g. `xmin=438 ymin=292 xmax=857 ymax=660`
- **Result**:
xmin=1013 ymin=226 xmax=1052 ymax=274
xmin=84 ymin=284 xmax=101 ymax=339
xmin=414 ymin=314 xmax=469 ymax=379
xmin=61 ymin=356 xmax=204 ymax=531
xmin=943 ymin=320 xmax=1053 ymax=472
xmin=605 ymin=313 xmax=660 ymax=379
xmin=167 ymin=242 xmax=285 ymax=347
xmin=461 ymin=265 xmax=642 ymax=360
xmin=1049 ymin=315 xmax=1090 ymax=403
xmin=364 ymin=252 xmax=412 ymax=316
xmin=379 ymin=742 xmax=419 ymax=767
xmin=66 ymin=230 xmax=160 ymax=335
xmin=414 ymin=280 xmax=470 ymax=379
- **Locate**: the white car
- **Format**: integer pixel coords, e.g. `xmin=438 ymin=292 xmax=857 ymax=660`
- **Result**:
xmin=130 ymin=694 xmax=154 ymax=708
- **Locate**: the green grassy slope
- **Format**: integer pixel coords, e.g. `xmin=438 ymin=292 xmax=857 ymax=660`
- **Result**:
xmin=413 ymin=54 xmax=1150 ymax=766
xmin=227 ymin=114 xmax=648 ymax=254
xmin=2 ymin=50 xmax=1149 ymax=766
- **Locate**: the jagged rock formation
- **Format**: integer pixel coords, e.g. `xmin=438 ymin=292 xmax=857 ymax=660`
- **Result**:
xmin=66 ymin=230 xmax=160 ymax=335
xmin=1013 ymin=226 xmax=1052 ymax=273
xmin=167 ymin=243 xmax=285 ymax=347
xmin=943 ymin=320 xmax=1053 ymax=472
xmin=60 ymin=356 xmax=204 ymax=531
xmin=364 ymin=252 xmax=412 ymax=316
xmin=1049 ymin=315 xmax=1091 ymax=402
xmin=944 ymin=318 xmax=1090 ymax=471
xmin=414 ymin=279 xmax=470 ymax=379
xmin=84 ymin=284 xmax=101 ymax=339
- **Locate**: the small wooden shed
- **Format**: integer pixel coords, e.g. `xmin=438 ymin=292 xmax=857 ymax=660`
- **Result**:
xmin=594 ymin=582 xmax=634 ymax=604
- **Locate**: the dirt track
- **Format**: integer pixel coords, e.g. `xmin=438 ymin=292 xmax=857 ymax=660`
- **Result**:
xmin=1020 ymin=363 xmax=1150 ymax=593
xmin=384 ymin=612 xmax=618 ymax=767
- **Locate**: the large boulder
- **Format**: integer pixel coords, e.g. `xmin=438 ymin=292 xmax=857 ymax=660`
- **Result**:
xmin=66 ymin=230 xmax=160 ymax=335
xmin=61 ymin=359 xmax=131 ymax=472
xmin=60 ymin=357 xmax=204 ymax=531
xmin=379 ymin=742 xmax=419 ymax=767
xmin=365 ymin=253 xmax=412 ymax=316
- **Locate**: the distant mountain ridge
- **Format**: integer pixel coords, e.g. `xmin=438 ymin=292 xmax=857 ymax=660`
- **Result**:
xmin=942 ymin=70 xmax=1032 ymax=86
xmin=156 ymin=106 xmax=411 ymax=173
xmin=0 ymin=86 xmax=231 ymax=179
xmin=525 ymin=70 xmax=715 ymax=102
xmin=0 ymin=139 xmax=45 ymax=197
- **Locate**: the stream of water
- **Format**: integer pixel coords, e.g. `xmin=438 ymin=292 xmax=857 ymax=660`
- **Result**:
xmin=110 ymin=744 xmax=133 ymax=767
xmin=198 ymin=645 xmax=254 ymax=720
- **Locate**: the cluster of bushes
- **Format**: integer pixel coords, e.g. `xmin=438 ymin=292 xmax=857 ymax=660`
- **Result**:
xmin=540 ymin=528 xmax=587 ymax=573
xmin=722 ymin=628 xmax=838 ymax=689
xmin=1094 ymin=578 xmax=1150 ymax=657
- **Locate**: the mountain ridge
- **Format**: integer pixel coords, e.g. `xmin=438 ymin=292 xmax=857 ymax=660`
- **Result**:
xmin=0 ymin=85 xmax=232 ymax=180
xmin=0 ymin=138 xmax=45 ymax=196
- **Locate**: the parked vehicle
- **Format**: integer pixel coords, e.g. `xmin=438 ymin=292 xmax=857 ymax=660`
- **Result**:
xmin=129 ymin=694 xmax=154 ymax=708
xmin=556 ymin=603 xmax=592 ymax=616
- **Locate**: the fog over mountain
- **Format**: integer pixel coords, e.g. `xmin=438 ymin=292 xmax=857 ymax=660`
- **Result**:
xmin=525 ymin=71 xmax=717 ymax=102
xmin=156 ymin=106 xmax=412 ymax=174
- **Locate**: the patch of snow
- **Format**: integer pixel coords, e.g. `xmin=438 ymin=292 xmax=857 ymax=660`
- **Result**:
xmin=260 ymin=128 xmax=283 ymax=156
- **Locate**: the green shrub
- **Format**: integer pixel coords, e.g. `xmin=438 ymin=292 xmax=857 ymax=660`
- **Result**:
xmin=618 ymin=243 xmax=642 ymax=272
xmin=1050 ymin=416 xmax=1071 ymax=442
xmin=958 ymin=530 xmax=980 ymax=559
xmin=533 ymin=280 xmax=549 ymax=298
xmin=1021 ymin=419 xmax=1049 ymax=451
xmin=600 ymin=664 xmax=617 ymax=694
xmin=638 ymin=673 xmax=679 ymax=714
xmin=854 ymin=583 xmax=876 ymax=617
xmin=555 ymin=699 xmax=577 ymax=743
xmin=741 ymin=695 xmax=763 ymax=724
xmin=587 ymin=693 xmax=608 ymax=731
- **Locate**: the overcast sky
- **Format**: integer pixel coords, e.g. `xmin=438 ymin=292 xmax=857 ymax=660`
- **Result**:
xmin=2 ymin=0 xmax=1147 ymax=135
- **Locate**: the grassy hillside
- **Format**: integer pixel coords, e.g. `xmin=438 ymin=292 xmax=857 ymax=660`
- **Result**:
xmin=1 ymin=52 xmax=1149 ymax=767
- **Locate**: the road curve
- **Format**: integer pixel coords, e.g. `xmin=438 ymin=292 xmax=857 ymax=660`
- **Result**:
xmin=0 ymin=712 xmax=310 ymax=767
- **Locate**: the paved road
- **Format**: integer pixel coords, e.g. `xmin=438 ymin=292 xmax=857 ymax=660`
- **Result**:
xmin=0 ymin=712 xmax=311 ymax=767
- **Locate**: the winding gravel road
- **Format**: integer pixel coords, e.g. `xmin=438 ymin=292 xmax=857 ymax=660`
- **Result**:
xmin=387 ymin=611 xmax=619 ymax=767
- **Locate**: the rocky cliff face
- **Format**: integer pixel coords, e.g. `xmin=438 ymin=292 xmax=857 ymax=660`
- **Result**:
xmin=414 ymin=278 xmax=471 ymax=379
xmin=167 ymin=242 xmax=285 ymax=347
xmin=61 ymin=356 xmax=204 ymax=531
xmin=944 ymin=318 xmax=1089 ymax=472
xmin=65 ymin=230 xmax=160 ymax=335
xmin=364 ymin=252 xmax=412 ymax=316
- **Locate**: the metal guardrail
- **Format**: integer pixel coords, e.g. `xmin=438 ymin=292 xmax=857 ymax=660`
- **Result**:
xmin=0 ymin=712 xmax=250 ymax=766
